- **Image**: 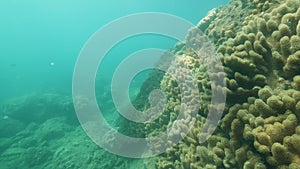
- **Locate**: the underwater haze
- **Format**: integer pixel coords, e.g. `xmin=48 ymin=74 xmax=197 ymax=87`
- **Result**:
xmin=0 ymin=0 xmax=231 ymax=169
xmin=0 ymin=0 xmax=228 ymax=100
xmin=2 ymin=0 xmax=300 ymax=168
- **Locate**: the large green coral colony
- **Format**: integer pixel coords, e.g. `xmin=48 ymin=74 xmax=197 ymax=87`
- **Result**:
xmin=137 ymin=0 xmax=300 ymax=168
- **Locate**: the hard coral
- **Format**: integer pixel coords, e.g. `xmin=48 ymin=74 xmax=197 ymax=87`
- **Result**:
xmin=136 ymin=0 xmax=300 ymax=168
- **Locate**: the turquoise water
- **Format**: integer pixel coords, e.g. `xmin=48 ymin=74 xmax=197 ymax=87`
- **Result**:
xmin=0 ymin=0 xmax=228 ymax=100
xmin=0 ymin=0 xmax=229 ymax=168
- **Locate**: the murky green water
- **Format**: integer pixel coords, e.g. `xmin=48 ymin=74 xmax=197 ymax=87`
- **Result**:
xmin=0 ymin=1 xmax=229 ymax=168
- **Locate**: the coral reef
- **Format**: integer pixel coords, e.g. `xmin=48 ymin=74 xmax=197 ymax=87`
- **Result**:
xmin=2 ymin=0 xmax=299 ymax=168
xmin=0 ymin=94 xmax=146 ymax=169
xmin=137 ymin=0 xmax=300 ymax=168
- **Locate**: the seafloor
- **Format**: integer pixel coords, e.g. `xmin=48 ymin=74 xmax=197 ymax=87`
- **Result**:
xmin=1 ymin=0 xmax=300 ymax=169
